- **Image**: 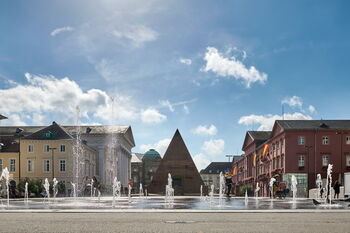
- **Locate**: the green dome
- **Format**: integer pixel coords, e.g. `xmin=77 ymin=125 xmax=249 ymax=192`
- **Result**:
xmin=143 ymin=149 xmax=161 ymax=159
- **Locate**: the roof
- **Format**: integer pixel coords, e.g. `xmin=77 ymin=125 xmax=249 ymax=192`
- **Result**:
xmin=0 ymin=125 xmax=135 ymax=146
xmin=0 ymin=115 xmax=8 ymax=120
xmin=143 ymin=149 xmax=161 ymax=160
xmin=242 ymin=131 xmax=271 ymax=150
xmin=200 ymin=162 xmax=232 ymax=174
xmin=276 ymin=120 xmax=350 ymax=130
xmin=248 ymin=131 xmax=271 ymax=140
xmin=131 ymin=153 xmax=144 ymax=163
xmin=23 ymin=122 xmax=73 ymax=140
xmin=232 ymin=155 xmax=244 ymax=163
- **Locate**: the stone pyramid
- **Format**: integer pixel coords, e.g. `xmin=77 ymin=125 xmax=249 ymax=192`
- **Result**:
xmin=147 ymin=129 xmax=204 ymax=195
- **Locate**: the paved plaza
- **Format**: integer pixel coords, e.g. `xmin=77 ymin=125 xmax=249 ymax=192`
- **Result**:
xmin=0 ymin=211 xmax=349 ymax=233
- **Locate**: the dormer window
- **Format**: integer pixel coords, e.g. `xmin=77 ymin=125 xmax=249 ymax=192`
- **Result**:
xmin=298 ymin=136 xmax=305 ymax=145
xmin=346 ymin=136 xmax=350 ymax=145
xmin=322 ymin=136 xmax=329 ymax=145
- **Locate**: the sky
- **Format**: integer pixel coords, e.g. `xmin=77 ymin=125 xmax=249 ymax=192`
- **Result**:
xmin=1 ymin=0 xmax=350 ymax=170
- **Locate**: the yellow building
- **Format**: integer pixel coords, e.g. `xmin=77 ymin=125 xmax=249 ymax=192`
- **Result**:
xmin=0 ymin=122 xmax=97 ymax=193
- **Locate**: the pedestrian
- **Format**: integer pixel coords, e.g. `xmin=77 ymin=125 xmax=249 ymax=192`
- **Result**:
xmin=333 ymin=180 xmax=340 ymax=199
xmin=225 ymin=172 xmax=233 ymax=197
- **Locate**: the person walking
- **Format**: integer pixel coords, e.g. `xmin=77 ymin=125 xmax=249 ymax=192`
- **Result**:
xmin=333 ymin=180 xmax=340 ymax=199
xmin=225 ymin=172 xmax=233 ymax=197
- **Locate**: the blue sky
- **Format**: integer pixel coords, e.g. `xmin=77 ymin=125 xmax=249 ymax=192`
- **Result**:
xmin=1 ymin=0 xmax=350 ymax=170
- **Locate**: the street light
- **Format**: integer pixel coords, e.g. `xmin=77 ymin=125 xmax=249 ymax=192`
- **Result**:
xmin=15 ymin=128 xmax=24 ymax=181
xmin=49 ymin=147 xmax=57 ymax=179
xmin=226 ymin=155 xmax=234 ymax=162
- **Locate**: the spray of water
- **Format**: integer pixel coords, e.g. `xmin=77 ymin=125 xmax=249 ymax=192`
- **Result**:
xmin=291 ymin=175 xmax=298 ymax=202
xmin=1 ymin=167 xmax=10 ymax=207
xmin=43 ymin=178 xmax=50 ymax=202
xmin=219 ymin=172 xmax=225 ymax=206
xmin=316 ymin=174 xmax=322 ymax=199
xmin=269 ymin=177 xmax=276 ymax=199
xmin=325 ymin=164 xmax=333 ymax=205
xmin=165 ymin=173 xmax=174 ymax=205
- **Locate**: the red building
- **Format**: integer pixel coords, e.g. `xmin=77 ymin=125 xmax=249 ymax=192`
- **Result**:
xmin=233 ymin=120 xmax=350 ymax=197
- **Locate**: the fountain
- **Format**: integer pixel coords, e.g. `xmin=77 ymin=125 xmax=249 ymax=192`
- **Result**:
xmin=244 ymin=189 xmax=248 ymax=205
xmin=43 ymin=178 xmax=50 ymax=202
xmin=52 ymin=178 xmax=58 ymax=201
xmin=139 ymin=183 xmax=143 ymax=199
xmin=269 ymin=177 xmax=276 ymax=199
xmin=200 ymin=185 xmax=203 ymax=200
xmin=218 ymin=172 xmax=225 ymax=205
xmin=71 ymin=183 xmax=77 ymax=200
xmin=291 ymin=175 xmax=298 ymax=202
xmin=128 ymin=184 xmax=132 ymax=203
xmin=325 ymin=164 xmax=333 ymax=204
xmin=24 ymin=182 xmax=28 ymax=205
xmin=165 ymin=173 xmax=174 ymax=205
xmin=72 ymin=106 xmax=84 ymax=197
xmin=112 ymin=177 xmax=121 ymax=207
xmin=1 ymin=167 xmax=10 ymax=206
xmin=90 ymin=178 xmax=94 ymax=198
xmin=255 ymin=182 xmax=260 ymax=200
xmin=316 ymin=174 xmax=323 ymax=199
xmin=209 ymin=184 xmax=214 ymax=204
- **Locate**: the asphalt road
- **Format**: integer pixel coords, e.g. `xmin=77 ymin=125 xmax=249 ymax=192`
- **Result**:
xmin=0 ymin=212 xmax=349 ymax=233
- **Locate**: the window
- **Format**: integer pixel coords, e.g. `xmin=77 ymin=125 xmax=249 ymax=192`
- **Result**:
xmin=322 ymin=136 xmax=329 ymax=145
xmin=43 ymin=159 xmax=50 ymax=172
xmin=59 ymin=160 xmax=66 ymax=172
xmin=60 ymin=144 xmax=66 ymax=152
xmin=298 ymin=155 xmax=305 ymax=167
xmin=346 ymin=136 xmax=350 ymax=145
xmin=28 ymin=145 xmax=33 ymax=153
xmin=0 ymin=159 xmax=2 ymax=172
xmin=298 ymin=136 xmax=305 ymax=145
xmin=27 ymin=160 xmax=34 ymax=172
xmin=10 ymin=159 xmax=16 ymax=172
xmin=322 ymin=155 xmax=329 ymax=167
xmin=44 ymin=145 xmax=50 ymax=152
xmin=346 ymin=155 xmax=350 ymax=167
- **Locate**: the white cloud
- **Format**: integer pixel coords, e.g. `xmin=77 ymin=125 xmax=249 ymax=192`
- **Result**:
xmin=179 ymin=58 xmax=192 ymax=65
xmin=112 ymin=25 xmax=158 ymax=46
xmin=282 ymin=96 xmax=303 ymax=108
xmin=202 ymin=139 xmax=225 ymax=156
xmin=141 ymin=108 xmax=166 ymax=124
xmin=192 ymin=124 xmax=217 ymax=136
xmin=51 ymin=26 xmax=74 ymax=37
xmin=139 ymin=138 xmax=171 ymax=157
xmin=183 ymin=105 xmax=190 ymax=114
xmin=202 ymin=47 xmax=268 ymax=88
xmin=159 ymin=100 xmax=174 ymax=112
xmin=238 ymin=112 xmax=312 ymax=131
xmin=308 ymin=105 xmax=316 ymax=114
xmin=0 ymin=114 xmax=27 ymax=126
xmin=193 ymin=153 xmax=210 ymax=171
xmin=0 ymin=73 xmax=137 ymax=125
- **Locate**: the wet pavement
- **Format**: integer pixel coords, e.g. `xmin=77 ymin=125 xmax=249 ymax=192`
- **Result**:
xmin=1 ymin=196 xmax=349 ymax=211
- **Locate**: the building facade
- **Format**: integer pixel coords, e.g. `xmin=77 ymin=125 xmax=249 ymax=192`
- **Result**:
xmin=0 ymin=122 xmax=97 ymax=195
xmin=131 ymin=149 xmax=162 ymax=193
xmin=233 ymin=120 xmax=350 ymax=197
xmin=200 ymin=162 xmax=233 ymax=192
xmin=0 ymin=123 xmax=135 ymax=187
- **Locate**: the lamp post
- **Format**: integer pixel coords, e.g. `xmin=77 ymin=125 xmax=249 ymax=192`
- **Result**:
xmin=15 ymin=128 xmax=24 ymax=181
xmin=226 ymin=155 xmax=234 ymax=162
xmin=49 ymin=147 xmax=57 ymax=179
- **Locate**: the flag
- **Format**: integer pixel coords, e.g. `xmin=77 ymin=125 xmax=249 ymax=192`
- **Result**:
xmin=232 ymin=166 xmax=237 ymax=175
xmin=262 ymin=144 xmax=269 ymax=158
xmin=253 ymin=153 xmax=257 ymax=167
